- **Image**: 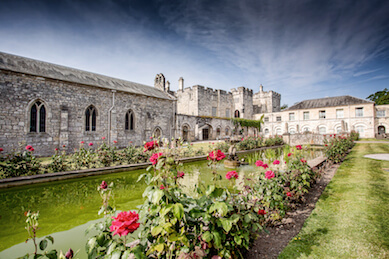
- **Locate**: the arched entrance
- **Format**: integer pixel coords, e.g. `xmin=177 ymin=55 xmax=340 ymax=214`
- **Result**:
xmin=201 ymin=124 xmax=213 ymax=140
xmin=153 ymin=127 xmax=162 ymax=138
xmin=182 ymin=125 xmax=189 ymax=141
xmin=378 ymin=125 xmax=386 ymax=135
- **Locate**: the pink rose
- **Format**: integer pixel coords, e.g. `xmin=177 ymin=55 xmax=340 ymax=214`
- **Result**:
xmin=273 ymin=160 xmax=280 ymax=165
xmin=89 ymin=143 xmax=93 ymax=146
xmin=296 ymin=145 xmax=302 ymax=150
xmin=301 ymin=158 xmax=307 ymax=163
xmin=30 ymin=148 xmax=34 ymax=152
xmin=144 ymin=140 xmax=159 ymax=152
xmin=160 ymin=184 xmax=165 ymax=190
xmin=110 ymin=211 xmax=140 ymax=237
xmin=55 ymin=148 xmax=58 ymax=151
xmin=287 ymin=192 xmax=292 ymax=197
xmin=80 ymin=141 xmax=85 ymax=144
xmin=177 ymin=171 xmax=185 ymax=178
xmin=226 ymin=171 xmax=238 ymax=180
xmin=255 ymin=160 xmax=263 ymax=167
xmin=65 ymin=248 xmax=73 ymax=259
xmin=100 ymin=181 xmax=108 ymax=190
xmin=207 ymin=150 xmax=225 ymax=161
xmin=150 ymin=152 xmax=163 ymax=165
xmin=102 ymin=137 xmax=106 ymax=140
xmin=25 ymin=145 xmax=33 ymax=150
xmin=287 ymin=153 xmax=292 ymax=157
xmin=262 ymin=164 xmax=269 ymax=169
xmin=265 ymin=170 xmax=275 ymax=179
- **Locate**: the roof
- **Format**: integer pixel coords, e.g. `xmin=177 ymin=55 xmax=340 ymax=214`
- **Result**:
xmin=0 ymin=51 xmax=174 ymax=100
xmin=285 ymin=95 xmax=374 ymax=111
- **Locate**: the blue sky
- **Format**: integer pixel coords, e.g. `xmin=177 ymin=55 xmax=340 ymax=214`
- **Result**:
xmin=1 ymin=0 xmax=389 ymax=106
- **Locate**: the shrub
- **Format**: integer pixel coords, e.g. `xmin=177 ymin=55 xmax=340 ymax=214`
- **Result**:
xmin=0 ymin=144 xmax=41 ymax=178
xmin=48 ymin=148 xmax=68 ymax=173
xmin=323 ymin=134 xmax=354 ymax=163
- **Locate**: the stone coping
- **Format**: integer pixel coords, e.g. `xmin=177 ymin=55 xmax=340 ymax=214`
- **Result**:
xmin=0 ymin=145 xmax=289 ymax=188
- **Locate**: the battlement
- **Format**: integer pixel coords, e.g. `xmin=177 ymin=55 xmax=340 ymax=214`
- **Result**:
xmin=231 ymin=86 xmax=253 ymax=96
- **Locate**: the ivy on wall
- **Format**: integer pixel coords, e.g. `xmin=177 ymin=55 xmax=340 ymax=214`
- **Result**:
xmin=232 ymin=116 xmax=264 ymax=130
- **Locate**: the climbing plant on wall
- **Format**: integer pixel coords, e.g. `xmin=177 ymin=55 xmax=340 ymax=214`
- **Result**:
xmin=232 ymin=115 xmax=264 ymax=131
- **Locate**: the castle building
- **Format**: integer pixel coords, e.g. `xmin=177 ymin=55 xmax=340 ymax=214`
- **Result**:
xmin=0 ymin=51 xmax=386 ymax=156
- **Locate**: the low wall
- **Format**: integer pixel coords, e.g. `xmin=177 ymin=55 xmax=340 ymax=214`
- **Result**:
xmin=283 ymin=133 xmax=325 ymax=146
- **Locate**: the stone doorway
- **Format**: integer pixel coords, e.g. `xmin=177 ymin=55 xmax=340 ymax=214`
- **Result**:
xmin=182 ymin=125 xmax=189 ymax=141
xmin=378 ymin=125 xmax=386 ymax=135
xmin=202 ymin=128 xmax=209 ymax=140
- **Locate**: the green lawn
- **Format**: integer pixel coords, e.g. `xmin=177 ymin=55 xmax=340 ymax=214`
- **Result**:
xmin=279 ymin=143 xmax=389 ymax=258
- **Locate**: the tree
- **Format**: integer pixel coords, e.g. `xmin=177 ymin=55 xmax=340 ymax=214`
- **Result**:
xmin=367 ymin=88 xmax=389 ymax=104
xmin=281 ymin=104 xmax=288 ymax=110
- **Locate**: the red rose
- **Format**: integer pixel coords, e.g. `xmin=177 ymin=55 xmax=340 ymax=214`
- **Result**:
xmin=25 ymin=145 xmax=33 ymax=150
xmin=0 ymin=148 xmax=3 ymax=152
xmin=30 ymin=148 xmax=34 ymax=152
xmin=150 ymin=152 xmax=163 ymax=165
xmin=296 ymin=145 xmax=302 ymax=150
xmin=100 ymin=181 xmax=108 ymax=190
xmin=301 ymin=159 xmax=307 ymax=163
xmin=207 ymin=150 xmax=225 ymax=161
xmin=258 ymin=209 xmax=267 ymax=215
xmin=226 ymin=171 xmax=238 ymax=180
xmin=113 ymin=140 xmax=117 ymax=144
xmin=144 ymin=140 xmax=159 ymax=152
xmin=80 ymin=141 xmax=84 ymax=144
xmin=55 ymin=148 xmax=58 ymax=151
xmin=89 ymin=143 xmax=93 ymax=146
xmin=287 ymin=192 xmax=292 ymax=197
xmin=273 ymin=160 xmax=280 ymax=165
xmin=262 ymin=164 xmax=269 ymax=169
xmin=110 ymin=211 xmax=140 ymax=237
xmin=265 ymin=170 xmax=275 ymax=179
xmin=177 ymin=171 xmax=185 ymax=178
xmin=160 ymin=184 xmax=165 ymax=190
xmin=255 ymin=160 xmax=263 ymax=167
xmin=102 ymin=137 xmax=106 ymax=140
xmin=287 ymin=153 xmax=292 ymax=157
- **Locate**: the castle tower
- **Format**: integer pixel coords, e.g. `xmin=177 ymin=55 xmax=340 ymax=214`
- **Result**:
xmin=154 ymin=73 xmax=166 ymax=91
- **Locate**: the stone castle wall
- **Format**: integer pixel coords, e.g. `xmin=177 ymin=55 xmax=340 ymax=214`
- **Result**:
xmin=253 ymin=87 xmax=281 ymax=113
xmin=0 ymin=70 xmax=174 ymax=156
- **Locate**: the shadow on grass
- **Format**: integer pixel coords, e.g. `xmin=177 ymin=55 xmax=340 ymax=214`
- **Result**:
xmin=278 ymin=228 xmax=329 ymax=259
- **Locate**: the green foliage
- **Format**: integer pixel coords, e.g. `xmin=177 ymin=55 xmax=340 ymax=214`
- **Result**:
xmin=366 ymin=88 xmax=389 ymax=104
xmin=323 ymin=134 xmax=355 ymax=163
xmin=48 ymin=149 xmax=68 ymax=173
xmin=0 ymin=144 xmax=41 ymax=178
xmin=232 ymin=117 xmax=263 ymax=130
xmin=350 ymin=130 xmax=359 ymax=141
xmin=71 ymin=144 xmax=97 ymax=169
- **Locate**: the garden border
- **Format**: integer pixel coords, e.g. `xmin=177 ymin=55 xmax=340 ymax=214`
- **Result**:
xmin=0 ymin=145 xmax=285 ymax=188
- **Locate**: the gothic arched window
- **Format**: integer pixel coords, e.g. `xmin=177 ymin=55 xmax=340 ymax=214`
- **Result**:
xmin=234 ymin=110 xmax=240 ymax=118
xmin=30 ymin=100 xmax=46 ymax=132
xmin=125 ymin=110 xmax=135 ymax=130
xmin=85 ymin=105 xmax=97 ymax=131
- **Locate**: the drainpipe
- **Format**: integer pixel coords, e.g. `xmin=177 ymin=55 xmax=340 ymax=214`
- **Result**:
xmin=108 ymin=90 xmax=116 ymax=145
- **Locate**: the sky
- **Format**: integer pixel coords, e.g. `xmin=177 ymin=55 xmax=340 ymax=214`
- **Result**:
xmin=1 ymin=0 xmax=389 ymax=106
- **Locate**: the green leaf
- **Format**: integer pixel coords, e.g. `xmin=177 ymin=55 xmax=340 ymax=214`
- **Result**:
xmin=202 ymin=231 xmax=213 ymax=242
xmin=212 ymin=231 xmax=222 ymax=249
xmin=151 ymin=226 xmax=163 ymax=236
xmin=152 ymin=189 xmax=164 ymax=205
xmin=173 ymin=203 xmax=184 ymax=220
xmin=206 ymin=185 xmax=215 ymax=196
xmin=155 ymin=243 xmax=165 ymax=253
xmin=45 ymin=236 xmax=54 ymax=244
xmin=234 ymin=235 xmax=242 ymax=245
xmin=44 ymin=250 xmax=58 ymax=259
xmin=209 ymin=202 xmax=228 ymax=217
xmin=86 ymin=237 xmax=97 ymax=254
xmin=110 ymin=250 xmax=122 ymax=259
xmin=107 ymin=242 xmax=117 ymax=255
xmin=219 ymin=218 xmax=233 ymax=233
xmin=160 ymin=205 xmax=172 ymax=217
xmin=39 ymin=239 xmax=48 ymax=251
xmin=168 ymin=233 xmax=180 ymax=242
xmin=121 ymin=250 xmax=131 ymax=259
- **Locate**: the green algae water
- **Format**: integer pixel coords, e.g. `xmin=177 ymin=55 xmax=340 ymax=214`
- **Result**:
xmin=0 ymin=148 xmax=323 ymax=258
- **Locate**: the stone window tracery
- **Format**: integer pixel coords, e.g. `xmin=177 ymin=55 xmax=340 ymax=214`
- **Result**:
xmin=85 ymin=105 xmax=97 ymax=132
xmin=30 ymin=100 xmax=46 ymax=132
xmin=125 ymin=110 xmax=135 ymax=130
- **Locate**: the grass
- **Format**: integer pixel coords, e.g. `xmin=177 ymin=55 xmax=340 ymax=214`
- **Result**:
xmin=279 ymin=143 xmax=389 ymax=258
xmin=359 ymin=138 xmax=389 ymax=142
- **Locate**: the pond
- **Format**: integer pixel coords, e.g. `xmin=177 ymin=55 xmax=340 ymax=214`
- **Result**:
xmin=0 ymin=147 xmax=323 ymax=258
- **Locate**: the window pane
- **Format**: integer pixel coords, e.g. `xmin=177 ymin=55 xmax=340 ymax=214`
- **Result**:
xmin=30 ymin=104 xmax=37 ymax=132
xmin=39 ymin=105 xmax=46 ymax=132
xmin=289 ymin=113 xmax=295 ymax=121
xmin=336 ymin=109 xmax=343 ymax=118
xmin=85 ymin=108 xmax=90 ymax=131
xmin=356 ymin=108 xmax=363 ymax=117
xmin=276 ymin=116 xmax=281 ymax=121
xmin=130 ymin=112 xmax=134 ymax=130
xmin=319 ymin=110 xmax=326 ymax=119
xmin=303 ymin=112 xmax=309 ymax=120
xmin=125 ymin=113 xmax=129 ymax=130
xmin=92 ymin=109 xmax=96 ymax=131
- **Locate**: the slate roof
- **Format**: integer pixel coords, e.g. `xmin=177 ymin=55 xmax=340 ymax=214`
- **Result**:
xmin=0 ymin=51 xmax=174 ymax=100
xmin=285 ymin=95 xmax=374 ymax=111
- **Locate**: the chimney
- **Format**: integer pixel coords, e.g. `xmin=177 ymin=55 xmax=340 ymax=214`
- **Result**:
xmin=179 ymin=77 xmax=184 ymax=91
xmin=166 ymin=80 xmax=170 ymax=91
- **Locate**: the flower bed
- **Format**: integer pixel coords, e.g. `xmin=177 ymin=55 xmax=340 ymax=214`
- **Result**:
xmin=0 ymin=136 xmax=284 ymax=179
